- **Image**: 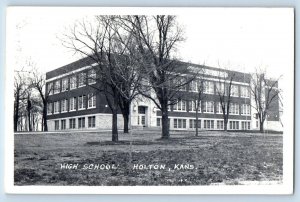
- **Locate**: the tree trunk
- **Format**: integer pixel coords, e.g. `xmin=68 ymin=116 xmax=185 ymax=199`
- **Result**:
xmin=161 ymin=107 xmax=170 ymax=139
xmin=27 ymin=97 xmax=32 ymax=132
xmin=123 ymin=113 xmax=129 ymax=134
xmin=120 ymin=102 xmax=130 ymax=134
xmin=112 ymin=110 xmax=119 ymax=142
xmin=260 ymin=121 xmax=264 ymax=133
xmin=224 ymin=117 xmax=228 ymax=131
xmin=43 ymin=100 xmax=48 ymax=131
xmin=32 ymin=114 xmax=35 ymax=131
xmin=195 ymin=110 xmax=199 ymax=136
xmin=14 ymin=93 xmax=20 ymax=132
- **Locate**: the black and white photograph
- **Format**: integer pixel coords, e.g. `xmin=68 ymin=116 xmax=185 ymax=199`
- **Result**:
xmin=5 ymin=7 xmax=294 ymax=194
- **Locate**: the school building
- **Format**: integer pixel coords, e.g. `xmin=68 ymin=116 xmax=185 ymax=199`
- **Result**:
xmin=45 ymin=57 xmax=282 ymax=132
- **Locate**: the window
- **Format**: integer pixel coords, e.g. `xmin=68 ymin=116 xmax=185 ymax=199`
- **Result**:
xmin=88 ymin=93 xmax=96 ymax=108
xmin=54 ymin=101 xmax=60 ymax=114
xmin=240 ymin=86 xmax=250 ymax=98
xmin=78 ymin=72 xmax=86 ymax=87
xmin=204 ymin=120 xmax=214 ymax=129
xmin=47 ymin=102 xmax=53 ymax=115
xmin=173 ymin=119 xmax=186 ymax=129
xmin=203 ymin=81 xmax=214 ymax=94
xmin=157 ymin=118 xmax=161 ymax=127
xmin=230 ymin=85 xmax=239 ymax=97
xmin=78 ymin=95 xmax=86 ymax=110
xmin=229 ymin=103 xmax=239 ymax=115
xmin=69 ymin=118 xmax=76 ymax=129
xmin=189 ymin=80 xmax=198 ymax=92
xmin=188 ymin=100 xmax=201 ymax=112
xmin=173 ymin=99 xmax=186 ymax=112
xmin=47 ymin=83 xmax=53 ymax=95
xmin=62 ymin=78 xmax=68 ymax=92
xmin=70 ymin=75 xmax=77 ymax=90
xmin=241 ymin=104 xmax=250 ymax=115
xmin=203 ymin=101 xmax=214 ymax=113
xmin=215 ymin=102 xmax=223 ymax=114
xmin=177 ymin=77 xmax=186 ymax=91
xmin=61 ymin=119 xmax=66 ymax=130
xmin=189 ymin=119 xmax=201 ymax=128
xmin=217 ymin=120 xmax=224 ymax=129
xmin=229 ymin=121 xmax=239 ymax=130
xmin=88 ymin=69 xmax=96 ymax=84
xmin=78 ymin=117 xmax=85 ymax=128
xmin=88 ymin=116 xmax=96 ymax=128
xmin=54 ymin=80 xmax=61 ymax=94
xmin=69 ymin=97 xmax=76 ymax=111
xmin=55 ymin=120 xmax=59 ymax=130
xmin=61 ymin=99 xmax=68 ymax=112
xmin=216 ymin=83 xmax=226 ymax=95
xmin=241 ymin=121 xmax=251 ymax=130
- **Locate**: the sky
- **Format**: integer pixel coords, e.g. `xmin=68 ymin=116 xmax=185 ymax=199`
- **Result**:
xmin=7 ymin=7 xmax=294 ymax=79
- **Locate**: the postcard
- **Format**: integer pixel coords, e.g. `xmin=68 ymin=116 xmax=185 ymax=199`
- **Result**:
xmin=5 ymin=7 xmax=294 ymax=194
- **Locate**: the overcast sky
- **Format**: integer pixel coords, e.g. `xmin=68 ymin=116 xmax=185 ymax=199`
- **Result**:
xmin=7 ymin=7 xmax=294 ymax=79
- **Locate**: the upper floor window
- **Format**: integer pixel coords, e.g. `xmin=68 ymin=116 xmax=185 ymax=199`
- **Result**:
xmin=88 ymin=93 xmax=96 ymax=108
xmin=54 ymin=80 xmax=61 ymax=94
xmin=173 ymin=99 xmax=186 ymax=112
xmin=240 ymin=86 xmax=250 ymax=98
xmin=230 ymin=85 xmax=239 ymax=97
xmin=62 ymin=78 xmax=69 ymax=92
xmin=78 ymin=72 xmax=86 ymax=87
xmin=188 ymin=100 xmax=201 ymax=112
xmin=54 ymin=101 xmax=60 ymax=114
xmin=61 ymin=99 xmax=68 ymax=112
xmin=216 ymin=83 xmax=226 ymax=95
xmin=203 ymin=81 xmax=214 ymax=94
xmin=229 ymin=103 xmax=239 ymax=115
xmin=78 ymin=95 xmax=86 ymax=110
xmin=88 ymin=69 xmax=96 ymax=84
xmin=47 ymin=102 xmax=53 ymax=114
xmin=241 ymin=104 xmax=251 ymax=115
xmin=215 ymin=102 xmax=226 ymax=114
xmin=177 ymin=77 xmax=186 ymax=91
xmin=203 ymin=101 xmax=214 ymax=113
xmin=70 ymin=75 xmax=77 ymax=90
xmin=69 ymin=97 xmax=76 ymax=111
xmin=47 ymin=83 xmax=53 ymax=95
xmin=189 ymin=80 xmax=198 ymax=92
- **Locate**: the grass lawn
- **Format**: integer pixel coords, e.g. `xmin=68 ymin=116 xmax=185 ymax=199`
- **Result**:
xmin=14 ymin=130 xmax=283 ymax=186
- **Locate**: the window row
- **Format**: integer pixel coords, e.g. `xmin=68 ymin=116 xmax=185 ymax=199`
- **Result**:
xmin=156 ymin=118 xmax=251 ymax=130
xmin=169 ymin=100 xmax=251 ymax=115
xmin=189 ymin=80 xmax=250 ymax=98
xmin=54 ymin=116 xmax=96 ymax=130
xmin=47 ymin=93 xmax=96 ymax=114
xmin=47 ymin=69 xmax=96 ymax=95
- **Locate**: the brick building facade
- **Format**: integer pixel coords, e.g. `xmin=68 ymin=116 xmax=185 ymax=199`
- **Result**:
xmin=45 ymin=57 xmax=282 ymax=132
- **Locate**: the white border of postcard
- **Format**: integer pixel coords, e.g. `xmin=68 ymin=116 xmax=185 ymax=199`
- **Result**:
xmin=5 ymin=6 xmax=294 ymax=194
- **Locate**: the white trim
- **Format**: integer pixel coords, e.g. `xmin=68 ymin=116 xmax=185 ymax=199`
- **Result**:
xmin=46 ymin=63 xmax=97 ymax=82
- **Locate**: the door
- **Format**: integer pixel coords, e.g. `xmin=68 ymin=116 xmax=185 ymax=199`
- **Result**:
xmin=138 ymin=106 xmax=147 ymax=127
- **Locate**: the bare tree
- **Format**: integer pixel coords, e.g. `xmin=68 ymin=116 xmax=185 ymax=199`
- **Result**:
xmin=250 ymin=69 xmax=281 ymax=132
xmin=29 ymin=67 xmax=53 ymax=131
xmin=215 ymin=67 xmax=236 ymax=131
xmin=14 ymin=72 xmax=25 ymax=131
xmin=61 ymin=16 xmax=142 ymax=141
xmin=119 ymin=15 xmax=192 ymax=139
xmin=14 ymin=69 xmax=31 ymax=131
xmin=188 ymin=68 xmax=206 ymax=136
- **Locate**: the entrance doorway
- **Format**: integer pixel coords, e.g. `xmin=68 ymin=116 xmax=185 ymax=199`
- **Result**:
xmin=138 ymin=106 xmax=147 ymax=127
